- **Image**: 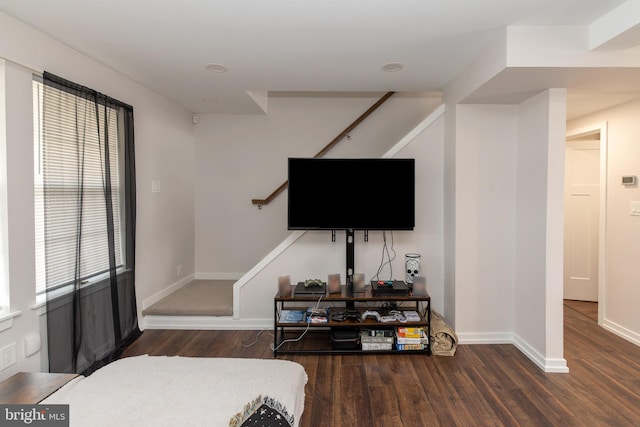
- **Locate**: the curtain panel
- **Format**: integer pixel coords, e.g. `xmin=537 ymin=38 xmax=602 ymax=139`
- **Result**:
xmin=41 ymin=72 xmax=140 ymax=375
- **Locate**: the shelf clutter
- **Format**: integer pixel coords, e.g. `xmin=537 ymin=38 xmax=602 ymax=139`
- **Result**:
xmin=331 ymin=326 xmax=429 ymax=351
xmin=274 ymin=284 xmax=432 ymax=355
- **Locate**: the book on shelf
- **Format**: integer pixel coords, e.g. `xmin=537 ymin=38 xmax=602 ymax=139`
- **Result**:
xmin=279 ymin=310 xmax=306 ymax=323
xmin=366 ymin=329 xmax=394 ymax=337
xmin=396 ymin=343 xmax=428 ymax=351
xmin=360 ymin=330 xmax=394 ymax=344
xmin=362 ymin=342 xmax=393 ymax=351
xmin=395 ymin=327 xmax=429 ymax=345
xmin=396 ymin=327 xmax=423 ymax=338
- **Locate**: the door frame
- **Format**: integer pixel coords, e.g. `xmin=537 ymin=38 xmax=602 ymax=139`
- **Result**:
xmin=565 ymin=122 xmax=608 ymax=325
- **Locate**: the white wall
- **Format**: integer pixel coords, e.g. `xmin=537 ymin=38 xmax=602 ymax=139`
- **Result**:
xmin=514 ymin=89 xmax=567 ymax=372
xmin=454 ymin=104 xmax=517 ymax=340
xmin=233 ymin=111 xmax=446 ymax=322
xmin=0 ymin=12 xmax=195 ymax=380
xmin=194 ymin=93 xmax=442 ymax=277
xmin=0 ymin=59 xmax=41 ymax=379
xmin=448 ymin=91 xmax=566 ymax=372
xmin=568 ymin=97 xmax=640 ymax=345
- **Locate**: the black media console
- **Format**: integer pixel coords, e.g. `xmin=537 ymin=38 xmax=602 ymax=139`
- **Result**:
xmin=273 ymin=284 xmax=431 ymax=355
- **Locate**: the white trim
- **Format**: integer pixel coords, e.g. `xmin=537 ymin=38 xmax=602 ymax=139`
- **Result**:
xmin=513 ymin=334 xmax=569 ymax=373
xmin=601 ymin=318 xmax=640 ymax=347
xmin=384 ymin=104 xmax=445 ymax=158
xmin=30 ymin=301 xmax=46 ymax=316
xmin=141 ymin=273 xmax=196 ymax=310
xmin=195 ymin=272 xmax=244 ymax=281
xmin=0 ymin=309 xmax=21 ymax=332
xmin=232 ymin=231 xmax=306 ymax=320
xmin=0 ymin=55 xmax=43 ymax=75
xmin=457 ymin=332 xmax=513 ymax=344
xmin=541 ymin=359 xmax=571 ymax=373
xmin=457 ymin=332 xmax=569 ymax=373
xmin=142 ymin=315 xmax=271 ymax=330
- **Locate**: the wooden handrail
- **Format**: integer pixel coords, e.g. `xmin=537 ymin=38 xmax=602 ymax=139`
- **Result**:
xmin=251 ymin=91 xmax=395 ymax=207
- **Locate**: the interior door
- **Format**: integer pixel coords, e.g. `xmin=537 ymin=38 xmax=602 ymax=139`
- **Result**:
xmin=564 ymin=139 xmax=600 ymax=301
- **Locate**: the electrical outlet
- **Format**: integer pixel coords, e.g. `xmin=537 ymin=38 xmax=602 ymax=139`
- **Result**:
xmin=0 ymin=343 xmax=16 ymax=370
xmin=176 ymin=264 xmax=182 ymax=277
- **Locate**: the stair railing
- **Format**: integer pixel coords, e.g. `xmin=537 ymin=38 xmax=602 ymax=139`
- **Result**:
xmin=251 ymin=91 xmax=395 ymax=208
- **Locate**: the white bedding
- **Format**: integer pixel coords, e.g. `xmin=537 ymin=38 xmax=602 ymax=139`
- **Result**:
xmin=41 ymin=355 xmax=307 ymax=427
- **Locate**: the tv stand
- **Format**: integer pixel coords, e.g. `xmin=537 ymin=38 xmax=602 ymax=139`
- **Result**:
xmin=273 ymin=285 xmax=431 ymax=355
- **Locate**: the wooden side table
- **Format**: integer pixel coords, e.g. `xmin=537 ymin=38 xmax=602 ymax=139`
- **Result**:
xmin=0 ymin=372 xmax=78 ymax=404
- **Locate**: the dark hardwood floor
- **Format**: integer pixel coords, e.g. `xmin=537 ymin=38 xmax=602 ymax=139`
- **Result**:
xmin=122 ymin=301 xmax=640 ymax=426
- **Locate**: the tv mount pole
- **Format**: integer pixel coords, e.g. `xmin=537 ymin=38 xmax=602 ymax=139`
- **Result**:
xmin=346 ymin=229 xmax=355 ymax=306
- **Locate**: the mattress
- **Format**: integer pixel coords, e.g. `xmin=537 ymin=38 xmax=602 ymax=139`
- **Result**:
xmin=41 ymin=355 xmax=307 ymax=427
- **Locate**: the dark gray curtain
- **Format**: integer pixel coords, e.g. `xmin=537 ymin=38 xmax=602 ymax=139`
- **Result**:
xmin=43 ymin=72 xmax=140 ymax=375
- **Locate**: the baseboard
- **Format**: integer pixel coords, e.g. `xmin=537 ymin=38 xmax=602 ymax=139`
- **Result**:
xmin=141 ymin=274 xmax=195 ymax=310
xmin=601 ymin=318 xmax=640 ymax=347
xmin=142 ymin=315 xmax=271 ymax=330
xmin=457 ymin=332 xmax=569 ymax=373
xmin=195 ymin=272 xmax=244 ymax=280
xmin=457 ymin=332 xmax=513 ymax=344
xmin=512 ymin=334 xmax=569 ymax=373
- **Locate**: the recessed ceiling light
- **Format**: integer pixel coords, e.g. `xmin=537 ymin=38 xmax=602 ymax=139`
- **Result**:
xmin=206 ymin=63 xmax=228 ymax=73
xmin=382 ymin=62 xmax=403 ymax=72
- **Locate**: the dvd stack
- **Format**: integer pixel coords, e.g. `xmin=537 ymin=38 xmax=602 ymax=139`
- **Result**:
xmin=306 ymin=305 xmax=328 ymax=323
xmin=360 ymin=329 xmax=394 ymax=351
xmin=395 ymin=327 xmax=429 ymax=351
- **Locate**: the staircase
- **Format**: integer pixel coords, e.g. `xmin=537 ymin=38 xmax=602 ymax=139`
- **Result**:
xmin=141 ymin=99 xmax=445 ymax=331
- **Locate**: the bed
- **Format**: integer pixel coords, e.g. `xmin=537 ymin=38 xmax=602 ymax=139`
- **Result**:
xmin=41 ymin=355 xmax=308 ymax=427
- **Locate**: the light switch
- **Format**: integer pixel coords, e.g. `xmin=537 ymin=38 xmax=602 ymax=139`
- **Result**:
xmin=631 ymin=201 xmax=640 ymax=216
xmin=152 ymin=180 xmax=161 ymax=193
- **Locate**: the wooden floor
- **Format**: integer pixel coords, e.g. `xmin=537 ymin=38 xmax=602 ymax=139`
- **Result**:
xmin=122 ymin=301 xmax=640 ymax=426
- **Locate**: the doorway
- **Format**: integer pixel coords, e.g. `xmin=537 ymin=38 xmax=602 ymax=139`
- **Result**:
xmin=563 ymin=123 xmax=608 ymax=323
xmin=564 ymin=138 xmax=599 ymax=301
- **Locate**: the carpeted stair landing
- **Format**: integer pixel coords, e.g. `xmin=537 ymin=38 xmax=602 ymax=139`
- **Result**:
xmin=142 ymin=280 xmax=234 ymax=316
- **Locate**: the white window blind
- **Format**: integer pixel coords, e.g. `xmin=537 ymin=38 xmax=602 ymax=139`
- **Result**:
xmin=33 ymin=80 xmax=124 ymax=295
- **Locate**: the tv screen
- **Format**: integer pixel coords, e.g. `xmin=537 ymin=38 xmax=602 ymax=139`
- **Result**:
xmin=287 ymin=158 xmax=415 ymax=230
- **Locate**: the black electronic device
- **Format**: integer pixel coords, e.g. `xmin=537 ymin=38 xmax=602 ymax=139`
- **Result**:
xmin=287 ymin=158 xmax=415 ymax=231
xmin=330 ymin=309 xmax=361 ymax=322
xmin=294 ymin=281 xmax=326 ymax=296
xmin=371 ymin=280 xmax=410 ymax=296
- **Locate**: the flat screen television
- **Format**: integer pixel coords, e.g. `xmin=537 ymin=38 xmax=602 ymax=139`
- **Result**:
xmin=287 ymin=158 xmax=415 ymax=230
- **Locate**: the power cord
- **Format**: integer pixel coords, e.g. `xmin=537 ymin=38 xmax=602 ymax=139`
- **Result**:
xmin=242 ymin=329 xmax=266 ymax=348
xmin=374 ymin=231 xmax=396 ymax=281
xmin=271 ymin=294 xmax=324 ymax=352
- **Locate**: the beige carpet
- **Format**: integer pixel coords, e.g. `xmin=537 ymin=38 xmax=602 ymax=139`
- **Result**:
xmin=142 ymin=280 xmax=234 ymax=316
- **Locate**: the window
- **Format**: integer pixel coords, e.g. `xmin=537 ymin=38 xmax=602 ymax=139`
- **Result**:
xmin=33 ymin=79 xmax=125 ymax=298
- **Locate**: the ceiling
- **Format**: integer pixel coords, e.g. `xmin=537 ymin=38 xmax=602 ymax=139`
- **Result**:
xmin=1 ymin=0 xmax=638 ymax=117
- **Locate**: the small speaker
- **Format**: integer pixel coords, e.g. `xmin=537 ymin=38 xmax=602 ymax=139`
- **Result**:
xmin=328 ymin=273 xmax=341 ymax=294
xmin=278 ymin=275 xmax=291 ymax=297
xmin=353 ymin=273 xmax=366 ymax=293
xmin=412 ymin=275 xmax=428 ymax=297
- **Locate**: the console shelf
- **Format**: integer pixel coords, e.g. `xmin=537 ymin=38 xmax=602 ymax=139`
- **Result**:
xmin=273 ymin=285 xmax=431 ymax=355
